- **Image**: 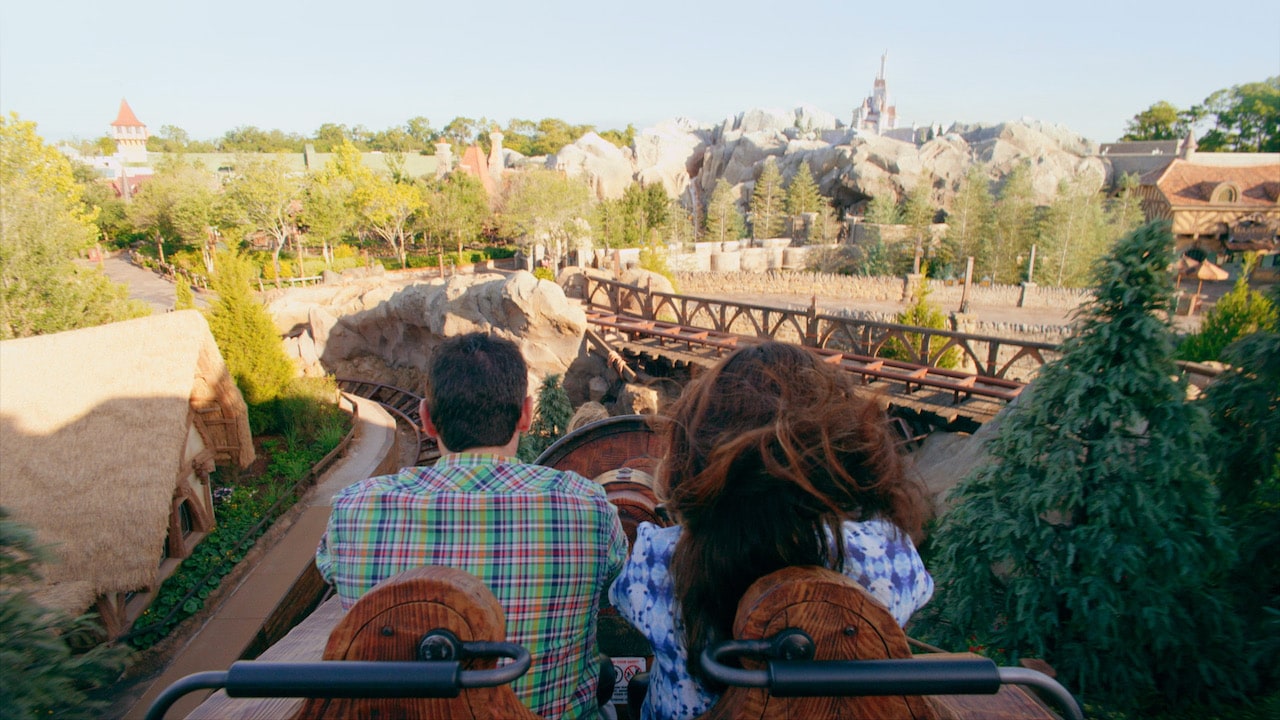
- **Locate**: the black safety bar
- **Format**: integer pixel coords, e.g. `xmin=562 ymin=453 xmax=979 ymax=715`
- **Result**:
xmin=701 ymin=630 xmax=1084 ymax=720
xmin=145 ymin=635 xmax=530 ymax=720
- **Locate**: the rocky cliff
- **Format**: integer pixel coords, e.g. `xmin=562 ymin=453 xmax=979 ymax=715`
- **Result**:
xmin=547 ymin=108 xmax=1109 ymax=213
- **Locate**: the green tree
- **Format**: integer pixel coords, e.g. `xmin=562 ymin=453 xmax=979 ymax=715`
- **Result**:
xmin=1190 ymin=77 xmax=1280 ymax=152
xmin=127 ymin=155 xmax=220 ymax=270
xmin=989 ymin=163 xmax=1037 ymax=283
xmin=174 ymin=274 xmax=196 ymax=311
xmin=863 ymin=193 xmax=901 ymax=224
xmin=704 ymin=179 xmax=745 ymax=243
xmin=423 ymin=171 xmax=491 ymax=261
xmin=0 ymin=508 xmax=129 ymax=719
xmin=1120 ymin=100 xmax=1187 ymax=141
xmin=301 ymin=148 xmax=361 ymax=267
xmin=943 ymin=167 xmax=995 ymax=279
xmin=902 ymin=182 xmax=935 ymax=273
xmin=357 ymin=173 xmax=426 ymax=269
xmin=205 ymin=251 xmax=294 ymax=406
xmin=517 ymin=374 xmax=573 ymax=462
xmin=784 ymin=162 xmax=823 ymax=241
xmin=1176 ymin=275 xmax=1278 ymax=361
xmin=922 ymin=221 xmax=1245 ymax=712
xmin=882 ymin=284 xmax=958 ymax=368
xmin=0 ymin=114 xmax=147 ymax=338
xmin=598 ymin=124 xmax=637 ymax=150
xmin=1037 ymin=177 xmax=1108 ymax=287
xmin=497 ymin=168 xmax=594 ymax=268
xmin=749 ymin=157 xmax=785 ymax=239
xmin=221 ymin=155 xmax=304 ymax=280
xmin=218 ymin=126 xmax=305 ymax=153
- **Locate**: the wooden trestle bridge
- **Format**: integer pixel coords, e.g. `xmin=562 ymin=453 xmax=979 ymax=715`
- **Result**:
xmin=580 ymin=276 xmax=1062 ymax=429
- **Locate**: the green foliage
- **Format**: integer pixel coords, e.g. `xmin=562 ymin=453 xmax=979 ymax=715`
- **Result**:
xmin=174 ymin=274 xmax=195 ymax=310
xmin=1191 ymin=77 xmax=1280 ymax=153
xmin=423 ymin=172 xmax=491 ymax=259
xmin=496 ymin=168 xmax=594 ymax=262
xmin=989 ymin=163 xmax=1037 ymax=283
xmin=785 ymin=162 xmax=823 ymax=218
xmin=220 ymin=154 xmax=304 ymax=277
xmin=596 ymin=183 xmax=671 ymax=249
xmin=1121 ymin=100 xmax=1187 ymax=141
xmin=0 ymin=508 xmax=129 ymax=718
xmin=205 ymin=251 xmax=294 ymax=406
xmin=749 ymin=157 xmax=785 ymax=239
xmin=920 ymin=221 xmax=1246 ymax=712
xmin=704 ymin=179 xmax=745 ymax=242
xmin=1200 ymin=330 xmax=1280 ymax=698
xmin=0 ymin=113 xmax=149 ymax=339
xmin=517 ymin=375 xmax=573 ymax=462
xmin=943 ymin=167 xmax=995 ymax=279
xmin=1176 ymin=277 xmax=1278 ymax=361
xmin=882 ymin=286 xmax=958 ymax=368
xmin=532 ymin=267 xmax=555 ymax=282
xmin=863 ymin=193 xmax=901 ymax=225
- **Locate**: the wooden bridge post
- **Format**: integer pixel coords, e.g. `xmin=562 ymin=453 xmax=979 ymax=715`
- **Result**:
xmin=805 ymin=295 xmax=819 ymax=347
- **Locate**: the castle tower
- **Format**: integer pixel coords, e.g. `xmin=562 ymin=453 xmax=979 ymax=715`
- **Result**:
xmin=110 ymin=99 xmax=149 ymax=164
xmin=853 ymin=53 xmax=898 ymax=134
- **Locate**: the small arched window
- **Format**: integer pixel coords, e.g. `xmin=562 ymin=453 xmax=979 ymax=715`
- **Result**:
xmin=1211 ymin=183 xmax=1240 ymax=203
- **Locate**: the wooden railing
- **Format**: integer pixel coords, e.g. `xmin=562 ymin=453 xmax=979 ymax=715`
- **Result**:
xmin=583 ymin=276 xmax=1062 ymax=382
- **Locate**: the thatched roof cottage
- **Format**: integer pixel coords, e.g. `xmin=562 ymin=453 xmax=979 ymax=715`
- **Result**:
xmin=0 ymin=310 xmax=254 ymax=636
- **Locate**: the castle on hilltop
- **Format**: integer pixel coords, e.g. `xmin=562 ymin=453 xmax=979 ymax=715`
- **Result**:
xmin=853 ymin=52 xmax=897 ymax=135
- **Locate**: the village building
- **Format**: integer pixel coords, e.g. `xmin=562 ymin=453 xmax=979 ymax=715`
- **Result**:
xmin=111 ymin=97 xmax=149 ymax=165
xmin=0 ymin=311 xmax=254 ymax=637
xmin=1135 ymin=137 xmax=1280 ymax=279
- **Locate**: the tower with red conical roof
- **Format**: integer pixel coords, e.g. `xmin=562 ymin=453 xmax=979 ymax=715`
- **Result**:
xmin=111 ymin=99 xmax=149 ymax=164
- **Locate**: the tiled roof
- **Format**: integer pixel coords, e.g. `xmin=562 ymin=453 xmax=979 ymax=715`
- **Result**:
xmin=1150 ymin=159 xmax=1280 ymax=207
xmin=458 ymin=145 xmax=496 ymax=196
xmin=111 ymin=98 xmax=144 ymax=127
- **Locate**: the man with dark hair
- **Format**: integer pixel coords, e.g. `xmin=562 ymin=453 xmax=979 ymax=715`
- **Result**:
xmin=317 ymin=332 xmax=627 ymax=719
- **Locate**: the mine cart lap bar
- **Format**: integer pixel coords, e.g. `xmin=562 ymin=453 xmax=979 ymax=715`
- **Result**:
xmin=163 ymin=418 xmax=1081 ymax=720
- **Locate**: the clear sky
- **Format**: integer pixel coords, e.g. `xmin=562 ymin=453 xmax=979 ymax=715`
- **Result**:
xmin=2 ymin=0 xmax=1277 ymax=146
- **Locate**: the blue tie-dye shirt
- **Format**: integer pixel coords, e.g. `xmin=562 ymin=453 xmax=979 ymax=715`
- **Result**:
xmin=609 ymin=519 xmax=934 ymax=720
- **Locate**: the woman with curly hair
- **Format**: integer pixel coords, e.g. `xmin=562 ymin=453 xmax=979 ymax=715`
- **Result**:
xmin=610 ymin=341 xmax=934 ymax=720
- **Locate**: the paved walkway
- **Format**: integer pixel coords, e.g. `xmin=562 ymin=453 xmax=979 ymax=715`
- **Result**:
xmin=121 ymin=395 xmax=398 ymax=720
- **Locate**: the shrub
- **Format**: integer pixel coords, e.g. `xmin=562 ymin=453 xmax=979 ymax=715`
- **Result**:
xmin=920 ymin=222 xmax=1246 ymax=712
xmin=205 ymin=251 xmax=294 ymax=407
xmin=517 ymin=374 xmax=572 ymax=462
xmin=0 ymin=509 xmax=129 ymax=718
xmin=1176 ymin=277 xmax=1278 ymax=361
xmin=882 ymin=285 xmax=959 ymax=368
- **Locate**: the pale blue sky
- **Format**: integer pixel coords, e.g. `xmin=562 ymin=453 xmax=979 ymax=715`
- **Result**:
xmin=2 ymin=1 xmax=1276 ymax=145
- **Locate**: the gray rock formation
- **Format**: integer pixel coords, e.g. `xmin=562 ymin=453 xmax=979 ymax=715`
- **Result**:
xmin=268 ymin=271 xmax=587 ymax=391
xmin=546 ymin=106 xmax=1110 ymax=219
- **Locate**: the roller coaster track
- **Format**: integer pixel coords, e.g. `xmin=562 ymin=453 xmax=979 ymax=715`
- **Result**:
xmin=336 ymin=379 xmax=440 ymax=467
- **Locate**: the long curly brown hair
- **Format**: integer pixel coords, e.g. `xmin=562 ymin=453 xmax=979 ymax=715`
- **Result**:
xmin=656 ymin=342 xmax=927 ymax=669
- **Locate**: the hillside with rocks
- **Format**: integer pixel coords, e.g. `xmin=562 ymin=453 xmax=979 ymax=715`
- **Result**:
xmin=547 ymin=108 xmax=1111 ymax=213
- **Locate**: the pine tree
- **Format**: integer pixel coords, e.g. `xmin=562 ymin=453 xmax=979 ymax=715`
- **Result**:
xmin=785 ymin=162 xmax=822 ymax=215
xmin=944 ymin=167 xmax=995 ymax=280
xmin=989 ymin=163 xmax=1037 ymax=283
xmin=205 ymin=251 xmax=294 ymax=407
xmin=1175 ymin=275 xmax=1278 ymax=361
xmin=922 ymin=221 xmax=1245 ymax=712
xmin=516 ymin=374 xmax=573 ymax=462
xmin=863 ymin=193 xmax=901 ymax=225
xmin=704 ymin=179 xmax=744 ymax=243
xmin=749 ymin=157 xmax=785 ymax=239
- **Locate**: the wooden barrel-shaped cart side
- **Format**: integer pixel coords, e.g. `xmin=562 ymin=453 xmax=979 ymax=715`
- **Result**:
xmin=535 ymin=415 xmax=670 ymax=715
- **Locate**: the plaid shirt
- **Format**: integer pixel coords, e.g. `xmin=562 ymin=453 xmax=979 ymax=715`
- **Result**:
xmin=316 ymin=453 xmax=628 ymax=719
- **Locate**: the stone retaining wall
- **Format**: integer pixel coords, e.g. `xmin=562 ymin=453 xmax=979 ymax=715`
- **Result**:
xmin=671 ymin=269 xmax=1091 ymax=313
